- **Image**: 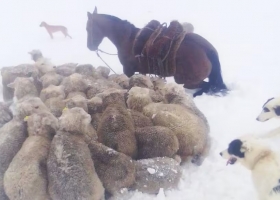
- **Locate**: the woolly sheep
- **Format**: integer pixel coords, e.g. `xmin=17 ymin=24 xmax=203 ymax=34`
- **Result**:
xmin=88 ymin=141 xmax=136 ymax=195
xmin=1 ymin=64 xmax=39 ymax=102
xmin=135 ymin=126 xmax=179 ymax=159
xmin=4 ymin=135 xmax=52 ymax=200
xmin=127 ymin=87 xmax=153 ymax=112
xmin=152 ymin=110 xmax=209 ymax=165
xmin=97 ymin=99 xmax=137 ymax=158
xmin=127 ymin=86 xmax=209 ymax=164
xmin=39 ymin=71 xmax=63 ymax=88
xmin=44 ymin=97 xmax=66 ymax=118
xmin=0 ymin=119 xmax=28 ymax=200
xmin=87 ymin=79 xmax=122 ymax=99
xmin=88 ymin=96 xmax=103 ymax=114
xmin=40 ymin=85 xmax=65 ymax=102
xmin=13 ymin=97 xmax=50 ymax=120
xmin=7 ymin=77 xmax=38 ymax=101
xmin=54 ymin=63 xmax=78 ymax=76
xmin=75 ymin=64 xmax=95 ymax=76
xmin=127 ymin=109 xmax=153 ymax=128
xmin=58 ymin=107 xmax=97 ymax=143
xmin=0 ymin=102 xmax=12 ymax=128
xmin=47 ymin=131 xmax=104 ymax=200
xmin=129 ymin=74 xmax=154 ymax=89
xmin=60 ymin=73 xmax=88 ymax=95
xmin=28 ymin=50 xmax=55 ymax=76
xmin=25 ymin=111 xmax=58 ymax=138
xmin=163 ymin=82 xmax=209 ymax=128
xmin=66 ymin=91 xmax=87 ymax=99
xmin=132 ymin=157 xmax=182 ymax=194
xmin=102 ymin=90 xmax=126 ymax=110
xmin=96 ymin=66 xmax=110 ymax=78
xmin=4 ymin=111 xmax=58 ymax=200
xmin=63 ymin=95 xmax=88 ymax=113
xmin=91 ymin=113 xmax=102 ymax=131
xmin=108 ymin=74 xmax=130 ymax=89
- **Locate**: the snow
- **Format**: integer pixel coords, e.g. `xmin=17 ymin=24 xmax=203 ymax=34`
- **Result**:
xmin=1 ymin=0 xmax=280 ymax=199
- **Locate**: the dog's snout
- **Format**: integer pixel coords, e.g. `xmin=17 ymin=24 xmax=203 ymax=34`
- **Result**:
xmin=256 ymin=117 xmax=260 ymax=121
xmin=219 ymin=152 xmax=223 ymax=156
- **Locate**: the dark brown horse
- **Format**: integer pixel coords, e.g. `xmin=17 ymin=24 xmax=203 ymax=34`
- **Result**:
xmin=86 ymin=7 xmax=228 ymax=97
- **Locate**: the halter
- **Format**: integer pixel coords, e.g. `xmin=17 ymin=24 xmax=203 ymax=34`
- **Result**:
xmin=95 ymin=49 xmax=117 ymax=74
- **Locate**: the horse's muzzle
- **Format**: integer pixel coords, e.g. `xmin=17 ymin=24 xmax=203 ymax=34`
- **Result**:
xmin=87 ymin=45 xmax=98 ymax=51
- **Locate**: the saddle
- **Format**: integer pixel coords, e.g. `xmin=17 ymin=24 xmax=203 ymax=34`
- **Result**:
xmin=133 ymin=20 xmax=187 ymax=77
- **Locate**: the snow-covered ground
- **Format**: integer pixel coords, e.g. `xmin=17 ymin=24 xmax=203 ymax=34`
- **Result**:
xmin=1 ymin=0 xmax=280 ymax=199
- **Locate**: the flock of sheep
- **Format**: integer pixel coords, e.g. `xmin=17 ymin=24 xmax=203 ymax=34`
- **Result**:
xmin=0 ymin=50 xmax=210 ymax=200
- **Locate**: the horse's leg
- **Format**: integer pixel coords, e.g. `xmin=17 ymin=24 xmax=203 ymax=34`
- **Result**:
xmin=206 ymin=50 xmax=228 ymax=95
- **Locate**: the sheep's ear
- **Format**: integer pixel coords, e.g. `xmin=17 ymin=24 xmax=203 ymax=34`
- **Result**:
xmin=93 ymin=6 xmax=97 ymax=14
xmin=7 ymin=81 xmax=15 ymax=88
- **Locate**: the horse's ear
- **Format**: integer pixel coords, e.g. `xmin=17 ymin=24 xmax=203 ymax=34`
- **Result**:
xmin=93 ymin=6 xmax=97 ymax=14
xmin=87 ymin=12 xmax=92 ymax=19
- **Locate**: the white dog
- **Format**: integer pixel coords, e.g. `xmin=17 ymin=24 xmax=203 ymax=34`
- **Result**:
xmin=220 ymin=136 xmax=280 ymax=200
xmin=256 ymin=97 xmax=280 ymax=139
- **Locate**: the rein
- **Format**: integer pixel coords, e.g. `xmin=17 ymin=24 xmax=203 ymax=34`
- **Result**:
xmin=95 ymin=48 xmax=117 ymax=74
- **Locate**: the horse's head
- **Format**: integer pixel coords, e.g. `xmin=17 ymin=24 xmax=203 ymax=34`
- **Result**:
xmin=40 ymin=21 xmax=46 ymax=27
xmin=86 ymin=7 xmax=104 ymax=51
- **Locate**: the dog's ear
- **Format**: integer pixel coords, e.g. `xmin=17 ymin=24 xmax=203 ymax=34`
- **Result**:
xmin=240 ymin=141 xmax=251 ymax=153
xmin=93 ymin=6 xmax=97 ymax=14
xmin=274 ymin=106 xmax=280 ymax=116
xmin=87 ymin=12 xmax=92 ymax=19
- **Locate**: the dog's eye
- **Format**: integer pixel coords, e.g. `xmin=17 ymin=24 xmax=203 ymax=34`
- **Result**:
xmin=263 ymin=107 xmax=269 ymax=112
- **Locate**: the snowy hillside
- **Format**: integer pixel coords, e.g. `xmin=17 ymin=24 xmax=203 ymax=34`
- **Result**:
xmin=1 ymin=0 xmax=280 ymax=199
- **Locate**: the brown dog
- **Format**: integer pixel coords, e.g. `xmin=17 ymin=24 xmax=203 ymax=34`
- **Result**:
xmin=40 ymin=21 xmax=72 ymax=39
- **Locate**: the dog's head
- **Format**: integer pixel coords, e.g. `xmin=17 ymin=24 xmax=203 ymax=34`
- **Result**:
xmin=256 ymin=97 xmax=280 ymax=122
xmin=220 ymin=136 xmax=269 ymax=169
xmin=39 ymin=21 xmax=46 ymax=27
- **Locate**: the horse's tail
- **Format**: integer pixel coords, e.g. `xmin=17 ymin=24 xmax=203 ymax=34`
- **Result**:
xmin=206 ymin=50 xmax=228 ymax=94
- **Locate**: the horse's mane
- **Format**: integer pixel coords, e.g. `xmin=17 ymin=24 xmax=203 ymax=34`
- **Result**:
xmin=99 ymin=14 xmax=138 ymax=30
